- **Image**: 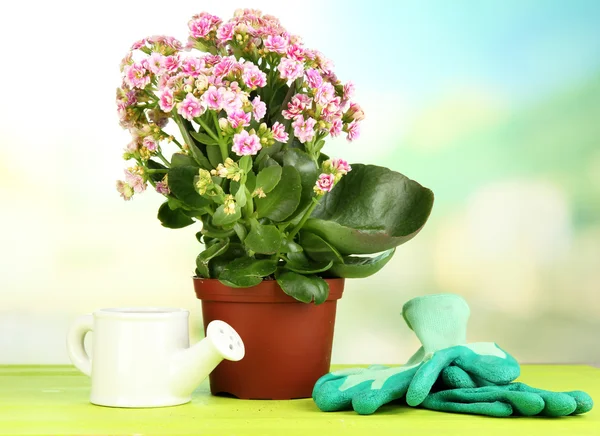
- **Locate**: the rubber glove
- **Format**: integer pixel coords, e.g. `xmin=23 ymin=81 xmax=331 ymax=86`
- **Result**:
xmin=313 ymin=294 xmax=520 ymax=415
xmin=424 ymin=365 xmax=594 ymax=417
xmin=402 ymin=294 xmax=520 ymax=407
xmin=312 ymin=348 xmax=425 ymax=415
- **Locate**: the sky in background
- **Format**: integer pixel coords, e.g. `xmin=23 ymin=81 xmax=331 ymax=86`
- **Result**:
xmin=1 ymin=1 xmax=599 ymax=365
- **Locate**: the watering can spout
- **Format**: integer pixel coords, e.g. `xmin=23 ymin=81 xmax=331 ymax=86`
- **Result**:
xmin=170 ymin=320 xmax=245 ymax=398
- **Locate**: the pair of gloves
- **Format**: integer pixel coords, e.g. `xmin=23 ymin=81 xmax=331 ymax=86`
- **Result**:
xmin=312 ymin=294 xmax=593 ymax=417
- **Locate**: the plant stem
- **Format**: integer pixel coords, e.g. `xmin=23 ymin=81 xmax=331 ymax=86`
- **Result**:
xmin=156 ymin=150 xmax=170 ymax=167
xmin=197 ymin=117 xmax=220 ymax=142
xmin=173 ymin=114 xmax=197 ymax=152
xmin=287 ymin=197 xmax=320 ymax=241
xmin=211 ymin=111 xmax=229 ymax=162
xmin=146 ymin=168 xmax=168 ymax=174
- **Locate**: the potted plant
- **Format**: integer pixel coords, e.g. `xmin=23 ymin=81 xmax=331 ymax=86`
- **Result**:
xmin=115 ymin=9 xmax=434 ymax=400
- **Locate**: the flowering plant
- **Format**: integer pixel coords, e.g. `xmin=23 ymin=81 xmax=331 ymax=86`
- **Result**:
xmin=116 ymin=9 xmax=434 ymax=303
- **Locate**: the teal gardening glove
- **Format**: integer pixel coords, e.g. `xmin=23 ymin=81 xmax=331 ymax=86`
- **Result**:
xmin=313 ymin=294 xmax=521 ymax=415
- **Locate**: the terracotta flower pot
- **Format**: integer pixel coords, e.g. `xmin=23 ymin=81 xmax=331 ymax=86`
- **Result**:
xmin=193 ymin=278 xmax=344 ymax=400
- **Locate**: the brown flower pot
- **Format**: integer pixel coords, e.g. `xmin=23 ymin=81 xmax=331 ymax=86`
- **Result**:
xmin=193 ymin=278 xmax=344 ymax=400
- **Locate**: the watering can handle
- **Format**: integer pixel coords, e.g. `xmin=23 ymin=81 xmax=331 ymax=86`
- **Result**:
xmin=66 ymin=314 xmax=93 ymax=376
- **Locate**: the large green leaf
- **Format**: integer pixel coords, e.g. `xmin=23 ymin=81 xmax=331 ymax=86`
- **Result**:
xmin=171 ymin=153 xmax=198 ymax=168
xmin=299 ymin=231 xmax=344 ymax=263
xmin=168 ymin=166 xmax=212 ymax=209
xmin=196 ymin=239 xmax=229 ymax=278
xmin=284 ymin=252 xmax=333 ymax=274
xmin=208 ymin=243 xmax=246 ymax=278
xmin=212 ymin=204 xmax=241 ymax=227
xmin=256 ymin=166 xmax=302 ymax=222
xmin=304 ymin=164 xmax=434 ymax=255
xmin=157 ymin=202 xmax=195 ymax=229
xmin=280 ymin=149 xmax=319 ymax=218
xmin=330 ymin=248 xmax=395 ymax=278
xmin=190 ymin=130 xmax=219 ymax=146
xmin=276 ymin=271 xmax=330 ymax=304
xmin=244 ymin=222 xmax=283 ymax=254
xmin=255 ymin=165 xmax=282 ymax=194
xmin=219 ymin=257 xmax=278 ymax=288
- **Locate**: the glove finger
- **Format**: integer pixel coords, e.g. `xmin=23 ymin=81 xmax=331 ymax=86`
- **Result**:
xmin=565 ymin=390 xmax=594 ymax=415
xmin=406 ymin=348 xmax=458 ymax=406
xmin=511 ymin=383 xmax=590 ymax=416
xmin=312 ymin=367 xmax=372 ymax=399
xmin=351 ymin=371 xmax=414 ymax=415
xmin=313 ymin=376 xmax=374 ymax=412
xmin=455 ymin=343 xmax=520 ymax=385
xmin=441 ymin=366 xmax=477 ymax=389
xmin=426 ymin=387 xmax=545 ymax=416
xmin=422 ymin=393 xmax=513 ymax=417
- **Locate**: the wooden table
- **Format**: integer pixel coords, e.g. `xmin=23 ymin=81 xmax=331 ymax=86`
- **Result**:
xmin=0 ymin=365 xmax=598 ymax=435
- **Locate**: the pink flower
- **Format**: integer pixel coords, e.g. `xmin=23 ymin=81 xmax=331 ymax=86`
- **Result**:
xmin=214 ymin=57 xmax=236 ymax=78
xmin=116 ymin=180 xmax=134 ymax=200
xmin=251 ymin=96 xmax=266 ymax=121
xmin=131 ymin=39 xmax=146 ymax=50
xmin=147 ymin=53 xmax=165 ymax=75
xmin=264 ymin=35 xmax=288 ymax=53
xmin=305 ymin=68 xmax=323 ymax=89
xmin=202 ymin=86 xmax=222 ymax=110
xmin=329 ymin=119 xmax=342 ymax=137
xmin=143 ymin=136 xmax=157 ymax=152
xmin=189 ymin=16 xmax=214 ymax=39
xmin=124 ymin=170 xmax=146 ymax=194
xmin=286 ymin=44 xmax=305 ymax=61
xmin=292 ymin=116 xmax=316 ymax=143
xmin=159 ymin=88 xmax=175 ymax=112
xmin=181 ymin=57 xmax=204 ymax=76
xmin=282 ymin=93 xmax=312 ymax=119
xmin=228 ymin=110 xmax=251 ymax=128
xmin=219 ymin=88 xmax=243 ymax=114
xmin=347 ymin=102 xmax=365 ymax=121
xmin=315 ymin=173 xmax=335 ymax=194
xmin=217 ymin=22 xmax=235 ymax=42
xmin=314 ymin=82 xmax=335 ymax=105
xmin=343 ymin=81 xmax=355 ymax=100
xmin=155 ymin=180 xmax=170 ymax=195
xmin=346 ymin=120 xmax=360 ymax=141
xmin=321 ymin=97 xmax=342 ymax=122
xmin=242 ymin=62 xmax=267 ymax=89
xmin=278 ymin=57 xmax=304 ymax=81
xmin=331 ymin=158 xmax=351 ymax=175
xmin=177 ymin=93 xmax=205 ymax=121
xmin=271 ymin=122 xmax=289 ymax=143
xmin=204 ymin=54 xmax=221 ymax=66
xmin=232 ymin=130 xmax=262 ymax=156
xmin=163 ymin=55 xmax=180 ymax=72
xmin=125 ymin=63 xmax=150 ymax=89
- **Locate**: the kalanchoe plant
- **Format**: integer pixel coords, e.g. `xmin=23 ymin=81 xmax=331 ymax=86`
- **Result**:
xmin=116 ymin=9 xmax=434 ymax=304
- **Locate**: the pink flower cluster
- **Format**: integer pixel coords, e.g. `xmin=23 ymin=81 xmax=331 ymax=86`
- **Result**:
xmin=314 ymin=158 xmax=352 ymax=195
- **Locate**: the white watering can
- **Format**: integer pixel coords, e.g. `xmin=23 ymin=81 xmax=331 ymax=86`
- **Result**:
xmin=66 ymin=307 xmax=244 ymax=408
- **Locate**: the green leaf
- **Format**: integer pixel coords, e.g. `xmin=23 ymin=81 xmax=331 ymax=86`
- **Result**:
xmin=279 ymin=240 xmax=303 ymax=253
xmin=235 ymin=185 xmax=247 ymax=207
xmin=188 ymin=142 xmax=213 ymax=169
xmin=168 ymin=166 xmax=212 ymax=209
xmin=206 ymin=144 xmax=222 ymax=168
xmin=196 ymin=239 xmax=230 ymax=278
xmin=213 ymin=204 xmax=241 ymax=226
xmin=208 ymin=243 xmax=246 ymax=278
xmin=299 ymin=231 xmax=344 ymax=263
xmin=329 ymin=248 xmax=396 ymax=278
xmin=244 ymin=222 xmax=283 ymax=254
xmin=190 ymin=130 xmax=219 ymax=146
xmin=219 ymin=257 xmax=278 ymax=288
xmin=146 ymin=160 xmax=167 ymax=182
xmin=281 ymin=149 xmax=319 ymax=219
xmin=255 ymin=165 xmax=282 ymax=194
xmin=171 ymin=153 xmax=198 ymax=168
xmin=284 ymin=252 xmax=333 ymax=274
xmin=275 ymin=271 xmax=330 ymax=305
xmin=201 ymin=217 xmax=236 ymax=238
xmin=256 ymin=166 xmax=302 ymax=222
xmin=304 ymin=164 xmax=434 ymax=255
xmin=239 ymin=155 xmax=253 ymax=173
xmin=157 ymin=202 xmax=195 ymax=229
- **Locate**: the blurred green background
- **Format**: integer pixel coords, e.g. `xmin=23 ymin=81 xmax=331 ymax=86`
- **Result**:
xmin=1 ymin=1 xmax=599 ymax=365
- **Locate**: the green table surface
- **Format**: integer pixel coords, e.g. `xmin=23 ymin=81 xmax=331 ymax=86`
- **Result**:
xmin=0 ymin=365 xmax=598 ymax=436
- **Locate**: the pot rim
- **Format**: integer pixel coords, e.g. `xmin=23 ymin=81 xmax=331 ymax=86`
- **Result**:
xmin=193 ymin=277 xmax=345 ymax=304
